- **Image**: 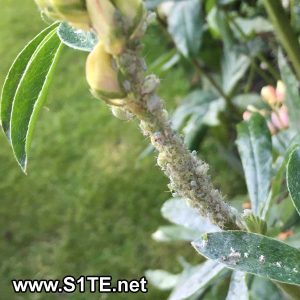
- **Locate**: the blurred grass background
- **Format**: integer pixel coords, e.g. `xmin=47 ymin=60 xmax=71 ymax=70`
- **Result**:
xmin=0 ymin=1 xmax=246 ymax=299
xmin=0 ymin=0 xmax=194 ymax=299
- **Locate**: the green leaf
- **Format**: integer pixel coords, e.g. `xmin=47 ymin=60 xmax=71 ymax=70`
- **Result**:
xmin=169 ymin=260 xmax=226 ymax=300
xmin=145 ymin=270 xmax=180 ymax=291
xmin=0 ymin=23 xmax=58 ymax=137
xmin=278 ymin=50 xmax=300 ymax=132
xmin=8 ymin=29 xmax=62 ymax=172
xmin=232 ymin=17 xmax=273 ymax=37
xmin=287 ymin=145 xmax=300 ymax=216
xmin=167 ymin=0 xmax=203 ymax=57
xmin=222 ymin=47 xmax=250 ymax=94
xmin=236 ymin=113 xmax=272 ymax=216
xmin=172 ymin=90 xmax=225 ymax=148
xmin=192 ymin=231 xmax=300 ymax=285
xmin=249 ymin=277 xmax=283 ymax=300
xmin=161 ymin=198 xmax=219 ymax=232
xmin=226 ymin=271 xmax=249 ymax=300
xmin=152 ymin=225 xmax=200 ymax=242
xmin=57 ymin=22 xmax=98 ymax=52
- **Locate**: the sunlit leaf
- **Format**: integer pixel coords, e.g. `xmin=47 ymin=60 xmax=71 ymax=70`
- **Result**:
xmin=193 ymin=231 xmax=300 ymax=285
xmin=161 ymin=198 xmax=219 ymax=232
xmin=145 ymin=270 xmax=180 ymax=291
xmin=3 ymin=29 xmax=62 ymax=171
xmin=169 ymin=260 xmax=226 ymax=300
xmin=0 ymin=23 xmax=58 ymax=137
xmin=236 ymin=113 xmax=272 ymax=216
xmin=152 ymin=225 xmax=200 ymax=242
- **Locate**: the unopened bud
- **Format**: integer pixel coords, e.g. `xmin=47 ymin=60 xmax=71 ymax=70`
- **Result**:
xmin=35 ymin=0 xmax=90 ymax=28
xmin=278 ymin=105 xmax=289 ymax=128
xmin=276 ymin=80 xmax=286 ymax=103
xmin=86 ymin=0 xmax=125 ymax=54
xmin=111 ymin=0 xmax=145 ymax=35
xmin=242 ymin=111 xmax=251 ymax=121
xmin=261 ymin=85 xmax=277 ymax=106
xmin=271 ymin=106 xmax=289 ymax=131
xmin=86 ymin=41 xmax=126 ymax=100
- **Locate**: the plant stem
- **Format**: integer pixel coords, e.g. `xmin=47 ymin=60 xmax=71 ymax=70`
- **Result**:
xmin=116 ymin=48 xmax=242 ymax=230
xmin=263 ymin=0 xmax=300 ymax=80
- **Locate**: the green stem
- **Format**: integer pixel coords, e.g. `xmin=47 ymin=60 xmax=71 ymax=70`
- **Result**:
xmin=263 ymin=0 xmax=300 ymax=80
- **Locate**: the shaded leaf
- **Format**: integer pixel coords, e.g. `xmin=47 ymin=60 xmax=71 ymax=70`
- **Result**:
xmin=249 ymin=277 xmax=283 ymax=300
xmin=236 ymin=113 xmax=272 ymax=216
xmin=145 ymin=270 xmax=180 ymax=291
xmin=287 ymin=145 xmax=300 ymax=216
xmin=169 ymin=260 xmax=226 ymax=300
xmin=58 ymin=22 xmax=98 ymax=52
xmin=278 ymin=50 xmax=300 ymax=132
xmin=226 ymin=271 xmax=249 ymax=300
xmin=222 ymin=48 xmax=250 ymax=94
xmin=172 ymin=90 xmax=225 ymax=148
xmin=193 ymin=231 xmax=300 ymax=285
xmin=167 ymin=0 xmax=203 ymax=57
xmin=8 ymin=30 xmax=62 ymax=171
xmin=232 ymin=17 xmax=273 ymax=37
xmin=0 ymin=23 xmax=58 ymax=137
xmin=161 ymin=198 xmax=219 ymax=232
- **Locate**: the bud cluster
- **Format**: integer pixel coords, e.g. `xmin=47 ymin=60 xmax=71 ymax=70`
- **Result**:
xmin=34 ymin=0 xmax=147 ymax=111
xmin=243 ymin=81 xmax=289 ymax=135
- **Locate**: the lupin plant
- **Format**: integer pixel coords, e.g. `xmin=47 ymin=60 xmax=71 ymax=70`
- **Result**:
xmin=2 ymin=0 xmax=300 ymax=299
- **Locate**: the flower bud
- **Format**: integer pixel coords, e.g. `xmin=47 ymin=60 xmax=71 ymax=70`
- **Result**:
xmin=242 ymin=111 xmax=251 ymax=121
xmin=35 ymin=0 xmax=90 ymax=28
xmin=276 ymin=80 xmax=286 ymax=103
xmin=261 ymin=85 xmax=277 ymax=106
xmin=111 ymin=0 xmax=145 ymax=35
xmin=278 ymin=105 xmax=289 ymax=128
xmin=267 ymin=120 xmax=277 ymax=135
xmin=86 ymin=41 xmax=126 ymax=100
xmin=86 ymin=0 xmax=125 ymax=54
xmin=271 ymin=107 xmax=289 ymax=130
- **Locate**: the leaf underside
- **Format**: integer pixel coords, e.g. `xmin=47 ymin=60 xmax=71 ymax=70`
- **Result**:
xmin=0 ymin=24 xmax=62 ymax=172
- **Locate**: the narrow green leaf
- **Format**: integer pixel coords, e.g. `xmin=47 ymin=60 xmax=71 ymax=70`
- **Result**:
xmin=145 ymin=270 xmax=180 ymax=291
xmin=192 ymin=231 xmax=300 ymax=285
xmin=222 ymin=48 xmax=250 ymax=94
xmin=287 ymin=145 xmax=300 ymax=216
xmin=236 ymin=113 xmax=272 ymax=216
xmin=9 ymin=29 xmax=63 ymax=172
xmin=226 ymin=271 xmax=249 ymax=300
xmin=57 ymin=22 xmax=98 ymax=52
xmin=0 ymin=23 xmax=58 ymax=137
xmin=278 ymin=50 xmax=300 ymax=132
xmin=161 ymin=198 xmax=219 ymax=232
xmin=167 ymin=0 xmax=203 ymax=57
xmin=169 ymin=260 xmax=226 ymax=300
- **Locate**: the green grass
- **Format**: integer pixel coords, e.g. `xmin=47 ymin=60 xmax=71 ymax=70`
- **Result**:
xmin=0 ymin=1 xmax=194 ymax=299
